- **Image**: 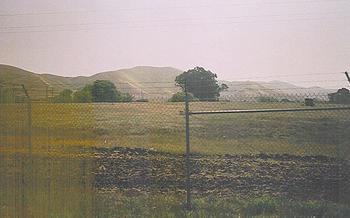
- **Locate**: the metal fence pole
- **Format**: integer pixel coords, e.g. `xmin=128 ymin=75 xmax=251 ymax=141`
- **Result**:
xmin=0 ymin=85 xmax=2 ymax=147
xmin=184 ymin=81 xmax=192 ymax=210
xmin=21 ymin=85 xmax=32 ymax=150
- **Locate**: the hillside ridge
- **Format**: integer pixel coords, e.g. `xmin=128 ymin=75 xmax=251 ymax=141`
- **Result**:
xmin=0 ymin=64 xmax=334 ymax=100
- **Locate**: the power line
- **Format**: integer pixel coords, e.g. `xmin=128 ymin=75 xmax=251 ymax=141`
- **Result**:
xmin=1 ymin=15 xmax=348 ymax=34
xmin=0 ymin=0 xmax=347 ymax=17
xmin=1 ymin=11 xmax=346 ymax=30
xmin=0 ymin=9 xmax=97 ymax=17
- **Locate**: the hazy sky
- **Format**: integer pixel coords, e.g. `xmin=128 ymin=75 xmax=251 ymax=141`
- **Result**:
xmin=0 ymin=0 xmax=349 ymax=88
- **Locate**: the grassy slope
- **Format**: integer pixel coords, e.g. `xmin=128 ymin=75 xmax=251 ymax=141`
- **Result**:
xmin=219 ymin=80 xmax=333 ymax=99
xmin=2 ymin=64 xmax=334 ymax=101
xmin=40 ymin=66 xmax=182 ymax=96
xmin=89 ymin=66 xmax=182 ymax=97
xmin=0 ymin=64 xmax=182 ymax=99
xmin=0 ymin=65 xmax=46 ymax=88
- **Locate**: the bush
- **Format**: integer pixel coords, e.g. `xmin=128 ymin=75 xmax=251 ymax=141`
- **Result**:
xmin=328 ymin=88 xmax=350 ymax=104
xmin=72 ymin=81 xmax=133 ymax=103
xmin=119 ymin=93 xmax=134 ymax=102
xmin=135 ymin=99 xmax=149 ymax=102
xmin=280 ymin=98 xmax=292 ymax=103
xmin=53 ymin=89 xmax=73 ymax=103
xmin=243 ymin=197 xmax=278 ymax=216
xmin=168 ymin=92 xmax=198 ymax=102
xmin=73 ymin=85 xmax=93 ymax=103
xmin=256 ymin=96 xmax=279 ymax=103
xmin=91 ymin=80 xmax=119 ymax=102
xmin=0 ymin=88 xmax=16 ymax=103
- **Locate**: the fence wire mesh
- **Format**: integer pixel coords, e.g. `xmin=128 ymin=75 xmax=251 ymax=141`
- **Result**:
xmin=0 ymin=84 xmax=350 ymax=217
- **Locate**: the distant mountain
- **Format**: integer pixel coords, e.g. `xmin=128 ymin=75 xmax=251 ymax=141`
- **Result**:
xmin=260 ymin=80 xmax=335 ymax=95
xmin=87 ymin=66 xmax=182 ymax=98
xmin=219 ymin=80 xmax=335 ymax=101
xmin=0 ymin=64 xmax=336 ymax=101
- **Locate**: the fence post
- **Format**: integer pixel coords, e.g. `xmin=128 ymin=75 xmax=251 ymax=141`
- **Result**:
xmin=0 ymin=85 xmax=2 ymax=147
xmin=345 ymin=71 xmax=350 ymax=86
xmin=184 ymin=81 xmax=192 ymax=210
xmin=21 ymin=85 xmax=32 ymax=150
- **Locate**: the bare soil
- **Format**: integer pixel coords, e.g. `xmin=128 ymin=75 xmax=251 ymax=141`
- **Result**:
xmin=94 ymin=147 xmax=350 ymax=203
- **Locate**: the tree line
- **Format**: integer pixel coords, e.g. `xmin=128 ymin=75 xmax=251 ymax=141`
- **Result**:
xmin=53 ymin=67 xmax=228 ymax=103
xmin=328 ymin=88 xmax=350 ymax=104
xmin=53 ymin=80 xmax=133 ymax=103
xmin=11 ymin=66 xmax=349 ymax=104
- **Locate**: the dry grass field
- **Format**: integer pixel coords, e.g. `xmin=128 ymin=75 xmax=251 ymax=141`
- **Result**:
xmin=1 ymin=101 xmax=350 ymax=217
xmin=1 ymin=101 xmax=349 ymax=157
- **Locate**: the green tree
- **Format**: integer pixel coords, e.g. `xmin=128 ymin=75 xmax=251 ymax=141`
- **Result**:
xmin=53 ymin=89 xmax=73 ymax=103
xmin=73 ymin=85 xmax=93 ymax=103
xmin=256 ymin=96 xmax=279 ymax=103
xmin=0 ymin=87 xmax=15 ymax=103
xmin=91 ymin=80 xmax=120 ymax=102
xmin=175 ymin=67 xmax=228 ymax=101
xmin=168 ymin=92 xmax=198 ymax=102
xmin=119 ymin=93 xmax=134 ymax=102
xmin=328 ymin=88 xmax=350 ymax=104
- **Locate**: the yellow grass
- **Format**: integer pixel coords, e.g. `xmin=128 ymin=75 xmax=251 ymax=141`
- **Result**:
xmin=1 ymin=101 xmax=349 ymax=157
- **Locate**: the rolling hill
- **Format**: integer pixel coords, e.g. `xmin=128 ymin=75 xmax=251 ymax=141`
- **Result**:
xmin=0 ymin=64 xmax=334 ymax=101
xmin=219 ymin=80 xmax=335 ymax=101
xmin=0 ymin=65 xmax=182 ymax=99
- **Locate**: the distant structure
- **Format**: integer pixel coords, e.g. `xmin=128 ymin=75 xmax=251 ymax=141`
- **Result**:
xmin=328 ymin=88 xmax=350 ymax=104
xmin=304 ymin=98 xmax=315 ymax=107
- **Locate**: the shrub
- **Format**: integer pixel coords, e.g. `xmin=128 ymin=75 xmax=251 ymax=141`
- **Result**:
xmin=169 ymin=92 xmax=198 ymax=102
xmin=119 ymin=93 xmax=134 ymax=102
xmin=256 ymin=96 xmax=279 ymax=103
xmin=53 ymin=89 xmax=73 ymax=103
xmin=135 ymin=99 xmax=149 ymax=102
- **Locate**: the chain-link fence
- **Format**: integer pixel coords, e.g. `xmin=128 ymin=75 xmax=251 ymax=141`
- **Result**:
xmin=186 ymin=90 xmax=350 ymax=211
xmin=1 ymin=84 xmax=350 ymax=217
